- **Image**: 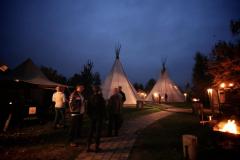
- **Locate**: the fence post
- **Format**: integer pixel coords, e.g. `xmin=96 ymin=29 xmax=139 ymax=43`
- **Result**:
xmin=182 ymin=134 xmax=197 ymax=160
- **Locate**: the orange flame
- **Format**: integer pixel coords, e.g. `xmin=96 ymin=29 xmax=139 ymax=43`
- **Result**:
xmin=213 ymin=119 xmax=240 ymax=135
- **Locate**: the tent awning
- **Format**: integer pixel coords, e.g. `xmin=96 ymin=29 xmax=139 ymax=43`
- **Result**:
xmin=1 ymin=58 xmax=67 ymax=89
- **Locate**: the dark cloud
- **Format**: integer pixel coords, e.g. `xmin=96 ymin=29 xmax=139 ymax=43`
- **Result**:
xmin=1 ymin=0 xmax=240 ymax=87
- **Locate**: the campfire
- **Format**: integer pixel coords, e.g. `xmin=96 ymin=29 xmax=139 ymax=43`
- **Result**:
xmin=211 ymin=119 xmax=240 ymax=150
xmin=213 ymin=119 xmax=240 ymax=135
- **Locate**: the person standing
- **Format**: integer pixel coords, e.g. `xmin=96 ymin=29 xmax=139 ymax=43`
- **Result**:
xmin=108 ymin=88 xmax=122 ymax=137
xmin=118 ymin=86 xmax=125 ymax=126
xmin=52 ymin=86 xmax=66 ymax=128
xmin=68 ymin=85 xmax=85 ymax=147
xmin=158 ymin=93 xmax=161 ymax=104
xmin=61 ymin=87 xmax=68 ymax=127
xmin=164 ymin=93 xmax=168 ymax=102
xmin=87 ymin=85 xmax=106 ymax=152
xmin=118 ymin=86 xmax=126 ymax=103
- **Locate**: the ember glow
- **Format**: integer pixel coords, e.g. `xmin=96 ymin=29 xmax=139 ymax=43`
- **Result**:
xmin=214 ymin=120 xmax=240 ymax=135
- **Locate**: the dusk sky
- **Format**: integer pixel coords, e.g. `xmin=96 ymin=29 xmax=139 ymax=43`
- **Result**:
xmin=1 ymin=0 xmax=240 ymax=87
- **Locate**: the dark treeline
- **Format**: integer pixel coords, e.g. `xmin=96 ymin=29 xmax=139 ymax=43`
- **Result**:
xmin=191 ymin=19 xmax=240 ymax=104
xmin=133 ymin=78 xmax=156 ymax=93
xmin=41 ymin=60 xmax=156 ymax=95
xmin=41 ymin=60 xmax=101 ymax=98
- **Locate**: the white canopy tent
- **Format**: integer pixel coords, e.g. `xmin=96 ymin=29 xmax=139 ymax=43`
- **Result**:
xmin=4 ymin=58 xmax=66 ymax=88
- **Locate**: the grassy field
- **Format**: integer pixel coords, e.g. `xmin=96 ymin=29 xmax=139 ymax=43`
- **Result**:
xmin=0 ymin=104 xmax=162 ymax=160
xmin=122 ymin=104 xmax=163 ymax=120
xmin=165 ymin=102 xmax=193 ymax=108
xmin=129 ymin=111 xmax=239 ymax=160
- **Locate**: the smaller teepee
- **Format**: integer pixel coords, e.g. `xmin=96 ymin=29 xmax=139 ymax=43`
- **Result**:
xmin=102 ymin=45 xmax=139 ymax=105
xmin=146 ymin=62 xmax=185 ymax=102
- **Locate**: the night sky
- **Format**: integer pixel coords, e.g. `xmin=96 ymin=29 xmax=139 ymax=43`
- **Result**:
xmin=1 ymin=0 xmax=240 ymax=87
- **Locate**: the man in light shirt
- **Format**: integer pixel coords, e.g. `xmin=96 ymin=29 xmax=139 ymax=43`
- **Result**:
xmin=52 ymin=86 xmax=66 ymax=128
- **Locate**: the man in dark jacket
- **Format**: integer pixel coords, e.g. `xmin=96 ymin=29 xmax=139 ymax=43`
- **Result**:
xmin=68 ymin=85 xmax=85 ymax=147
xmin=108 ymin=88 xmax=122 ymax=137
xmin=87 ymin=85 xmax=106 ymax=152
xmin=118 ymin=86 xmax=126 ymax=103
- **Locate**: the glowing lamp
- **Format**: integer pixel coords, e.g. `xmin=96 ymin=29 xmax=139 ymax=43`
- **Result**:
xmin=139 ymin=92 xmax=147 ymax=98
xmin=153 ymin=92 xmax=159 ymax=98
xmin=192 ymin=98 xmax=199 ymax=102
xmin=220 ymin=83 xmax=225 ymax=88
xmin=229 ymin=83 xmax=234 ymax=87
xmin=208 ymin=116 xmax=212 ymax=121
xmin=143 ymin=93 xmax=147 ymax=97
xmin=207 ymin=88 xmax=213 ymax=94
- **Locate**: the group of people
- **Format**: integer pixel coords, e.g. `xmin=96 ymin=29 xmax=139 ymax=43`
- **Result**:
xmin=52 ymin=84 xmax=126 ymax=152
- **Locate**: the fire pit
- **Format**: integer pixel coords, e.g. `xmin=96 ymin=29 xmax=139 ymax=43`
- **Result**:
xmin=211 ymin=119 xmax=240 ymax=150
xmin=213 ymin=119 xmax=240 ymax=135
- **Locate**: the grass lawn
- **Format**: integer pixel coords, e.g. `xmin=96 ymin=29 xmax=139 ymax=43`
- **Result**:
xmin=122 ymin=104 xmax=163 ymax=120
xmin=0 ymin=104 xmax=162 ymax=160
xmin=129 ymin=112 xmax=239 ymax=160
xmin=165 ymin=102 xmax=193 ymax=108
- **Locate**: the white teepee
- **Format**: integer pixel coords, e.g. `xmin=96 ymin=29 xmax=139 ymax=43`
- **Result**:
xmin=102 ymin=45 xmax=139 ymax=105
xmin=146 ymin=63 xmax=185 ymax=102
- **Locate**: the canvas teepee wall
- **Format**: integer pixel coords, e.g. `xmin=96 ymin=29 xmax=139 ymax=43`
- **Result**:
xmin=102 ymin=46 xmax=139 ymax=105
xmin=146 ymin=63 xmax=185 ymax=102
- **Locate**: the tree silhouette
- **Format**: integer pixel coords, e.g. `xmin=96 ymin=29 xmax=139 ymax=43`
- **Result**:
xmin=68 ymin=73 xmax=82 ymax=86
xmin=68 ymin=60 xmax=102 ymax=99
xmin=231 ymin=20 xmax=240 ymax=36
xmin=208 ymin=41 xmax=240 ymax=87
xmin=192 ymin=52 xmax=212 ymax=102
xmin=133 ymin=82 xmax=144 ymax=91
xmin=145 ymin=78 xmax=156 ymax=93
xmin=208 ymin=20 xmax=240 ymax=87
xmin=41 ymin=66 xmax=67 ymax=84
xmin=184 ymin=82 xmax=192 ymax=102
xmin=93 ymin=72 xmax=101 ymax=85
